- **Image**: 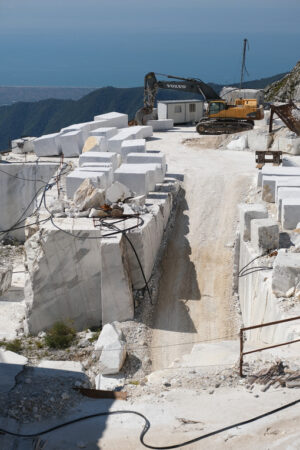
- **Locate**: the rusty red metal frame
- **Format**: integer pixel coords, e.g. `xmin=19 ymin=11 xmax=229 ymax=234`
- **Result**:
xmin=240 ymin=315 xmax=300 ymax=377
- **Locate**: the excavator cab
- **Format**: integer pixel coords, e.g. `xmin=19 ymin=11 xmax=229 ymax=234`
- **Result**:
xmin=207 ymin=101 xmax=227 ymax=116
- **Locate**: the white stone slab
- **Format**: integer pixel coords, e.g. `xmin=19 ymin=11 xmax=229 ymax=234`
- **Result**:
xmin=34 ymin=133 xmax=61 ymax=156
xmin=24 ymin=219 xmax=102 ymax=333
xmin=0 ymin=350 xmax=28 ymax=393
xmin=126 ymin=152 xmax=166 ymax=174
xmin=282 ymin=198 xmax=300 ymax=229
xmin=277 ymin=187 xmax=300 ymax=221
xmin=79 ymin=151 xmax=118 ymax=170
xmin=58 ymin=130 xmax=82 ymax=157
xmin=238 ymin=203 xmax=268 ymax=242
xmin=93 ymin=112 xmax=128 ymax=129
xmin=101 ymin=236 xmax=133 ymax=324
xmin=121 ymin=139 xmax=146 ymax=160
xmin=250 ymin=218 xmax=279 ymax=255
xmin=272 ymin=252 xmax=300 ymax=297
xmin=146 ymin=119 xmax=173 ymax=131
xmin=90 ymin=127 xmax=118 ymax=140
xmin=66 ymin=170 xmax=108 ymax=198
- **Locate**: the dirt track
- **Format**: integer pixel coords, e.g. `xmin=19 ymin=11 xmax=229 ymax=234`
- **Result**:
xmin=147 ymin=128 xmax=257 ymax=369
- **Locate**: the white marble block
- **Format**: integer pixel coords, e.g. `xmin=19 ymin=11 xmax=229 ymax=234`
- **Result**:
xmin=121 ymin=139 xmax=146 ymax=160
xmin=239 ymin=203 xmax=268 ymax=242
xmin=60 ymin=122 xmax=91 ymax=147
xmin=108 ymin=129 xmax=137 ymax=153
xmin=113 ymin=165 xmax=152 ymax=195
xmin=275 ymin=178 xmax=300 ymax=202
xmin=146 ymin=119 xmax=173 ymax=131
xmin=282 ymin=198 xmax=300 ymax=229
xmin=58 ymin=131 xmax=82 ymax=157
xmin=82 ymin=136 xmax=108 ymax=153
xmin=79 ymin=151 xmax=118 ymax=170
xmin=93 ymin=112 xmax=128 ymax=129
xmin=277 ymin=187 xmax=300 ymax=221
xmin=126 ymin=152 xmax=166 ymax=174
xmin=250 ymin=218 xmax=279 ymax=255
xmin=34 ymin=133 xmax=61 ymax=156
xmin=24 ymin=219 xmax=102 ymax=334
xmin=90 ymin=127 xmax=118 ymax=140
xmin=272 ymin=252 xmax=300 ymax=297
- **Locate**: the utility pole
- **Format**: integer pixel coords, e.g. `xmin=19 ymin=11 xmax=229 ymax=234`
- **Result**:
xmin=240 ymin=38 xmax=249 ymax=91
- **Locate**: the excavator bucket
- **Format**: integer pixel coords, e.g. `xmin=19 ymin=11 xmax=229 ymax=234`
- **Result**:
xmin=269 ymin=102 xmax=300 ymax=136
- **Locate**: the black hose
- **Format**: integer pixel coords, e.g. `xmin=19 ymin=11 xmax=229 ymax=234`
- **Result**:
xmin=0 ymin=398 xmax=299 ymax=448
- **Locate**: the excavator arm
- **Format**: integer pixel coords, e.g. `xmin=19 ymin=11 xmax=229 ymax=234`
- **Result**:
xmin=136 ymin=72 xmax=220 ymax=124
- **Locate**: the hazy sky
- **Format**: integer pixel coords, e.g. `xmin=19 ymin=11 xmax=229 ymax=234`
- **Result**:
xmin=0 ymin=0 xmax=299 ymax=87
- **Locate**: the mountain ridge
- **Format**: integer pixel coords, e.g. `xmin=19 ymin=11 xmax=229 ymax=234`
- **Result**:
xmin=0 ymin=72 xmax=288 ymax=151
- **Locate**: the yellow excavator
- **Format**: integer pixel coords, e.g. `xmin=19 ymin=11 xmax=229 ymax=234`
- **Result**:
xmin=135 ymin=72 xmax=264 ymax=135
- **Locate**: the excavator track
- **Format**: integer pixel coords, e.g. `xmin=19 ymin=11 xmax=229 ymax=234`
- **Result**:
xmin=196 ymin=119 xmax=254 ymax=135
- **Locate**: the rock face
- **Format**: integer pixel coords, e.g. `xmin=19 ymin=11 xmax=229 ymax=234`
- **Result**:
xmin=0 ymin=163 xmax=59 ymax=241
xmin=265 ymin=61 xmax=300 ymax=102
xmin=24 ymin=219 xmax=102 ymax=334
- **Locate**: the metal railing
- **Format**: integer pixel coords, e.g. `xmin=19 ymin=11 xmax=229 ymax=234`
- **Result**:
xmin=240 ymin=315 xmax=300 ymax=377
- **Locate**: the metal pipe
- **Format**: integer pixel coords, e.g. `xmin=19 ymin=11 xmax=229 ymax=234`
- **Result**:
xmin=243 ymin=338 xmax=300 ymax=356
xmin=241 ymin=315 xmax=300 ymax=332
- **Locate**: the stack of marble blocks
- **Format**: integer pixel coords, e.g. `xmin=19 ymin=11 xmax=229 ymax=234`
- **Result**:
xmin=259 ymin=166 xmax=300 ymax=229
xmin=239 ymin=203 xmax=279 ymax=255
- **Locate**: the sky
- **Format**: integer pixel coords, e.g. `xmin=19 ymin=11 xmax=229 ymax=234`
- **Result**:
xmin=0 ymin=0 xmax=299 ymax=87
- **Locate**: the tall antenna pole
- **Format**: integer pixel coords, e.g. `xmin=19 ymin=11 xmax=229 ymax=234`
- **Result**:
xmin=240 ymin=38 xmax=249 ymax=90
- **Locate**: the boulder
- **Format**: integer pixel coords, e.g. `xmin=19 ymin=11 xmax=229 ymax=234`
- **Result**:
xmin=73 ymin=178 xmax=105 ymax=211
xmin=226 ymin=134 xmax=248 ymax=150
xmin=98 ymin=340 xmax=127 ymax=375
xmin=95 ymin=323 xmax=123 ymax=351
xmin=95 ymin=323 xmax=127 ymax=375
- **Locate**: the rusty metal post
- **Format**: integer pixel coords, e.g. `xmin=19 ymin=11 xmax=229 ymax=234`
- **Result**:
xmin=239 ymin=328 xmax=244 ymax=377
